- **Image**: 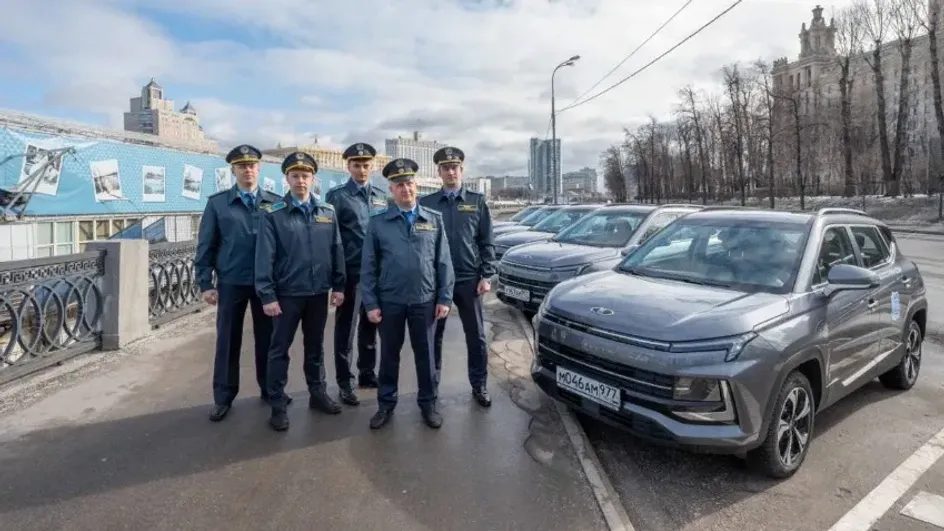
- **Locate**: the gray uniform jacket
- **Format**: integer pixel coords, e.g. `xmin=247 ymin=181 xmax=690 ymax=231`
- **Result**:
xmin=360 ymin=205 xmax=455 ymax=311
xmin=419 ymin=187 xmax=496 ymax=283
xmin=325 ymin=179 xmax=388 ymax=273
xmin=254 ymin=194 xmax=346 ymax=305
xmin=195 ymin=186 xmax=282 ymax=291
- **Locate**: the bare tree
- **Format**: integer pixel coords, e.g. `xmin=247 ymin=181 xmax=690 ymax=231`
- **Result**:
xmin=907 ymin=0 xmax=944 ymax=217
xmin=833 ymin=5 xmax=865 ymax=197
xmin=723 ymin=63 xmax=748 ymax=205
xmin=753 ymin=59 xmax=777 ymax=208
xmin=600 ymin=145 xmax=628 ymax=202
xmin=678 ymin=85 xmax=710 ymax=203
xmin=887 ymin=0 xmax=920 ymax=196
xmin=858 ymin=0 xmax=894 ymax=192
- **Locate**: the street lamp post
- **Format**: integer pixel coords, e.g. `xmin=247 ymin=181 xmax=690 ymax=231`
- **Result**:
xmin=551 ymin=54 xmax=580 ymax=204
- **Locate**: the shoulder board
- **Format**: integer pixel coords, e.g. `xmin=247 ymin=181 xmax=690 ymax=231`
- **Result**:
xmin=326 ymin=184 xmax=344 ymax=196
xmin=465 ymin=190 xmax=483 ymax=198
xmin=261 ymin=201 xmax=286 ymax=213
xmin=262 ymin=191 xmax=281 ymax=201
xmin=422 ymin=207 xmax=443 ymax=218
xmin=320 ymin=202 xmax=335 ymax=210
xmin=370 ymin=208 xmax=388 ymax=217
xmin=209 ymin=189 xmax=229 ymax=198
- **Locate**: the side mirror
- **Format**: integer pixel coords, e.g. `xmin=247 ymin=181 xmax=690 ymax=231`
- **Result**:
xmin=822 ymin=264 xmax=881 ymax=296
xmin=620 ymin=244 xmax=639 ymax=256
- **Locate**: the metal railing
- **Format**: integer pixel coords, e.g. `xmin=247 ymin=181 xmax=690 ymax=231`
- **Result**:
xmin=0 ymin=251 xmax=105 ymax=384
xmin=148 ymin=241 xmax=203 ymax=326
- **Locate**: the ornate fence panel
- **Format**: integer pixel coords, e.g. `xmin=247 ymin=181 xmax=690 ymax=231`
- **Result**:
xmin=0 ymin=251 xmax=105 ymax=384
xmin=148 ymin=241 xmax=204 ymax=326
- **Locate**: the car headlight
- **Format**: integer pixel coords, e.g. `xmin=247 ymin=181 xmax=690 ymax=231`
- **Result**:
xmin=669 ymin=332 xmax=758 ymax=362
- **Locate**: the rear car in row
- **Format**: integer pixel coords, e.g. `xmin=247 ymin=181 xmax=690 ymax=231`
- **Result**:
xmin=530 ymin=207 xmax=927 ymax=478
xmin=496 ymin=204 xmax=702 ymax=314
xmin=494 ymin=204 xmax=602 ymax=260
xmin=494 ymin=205 xmax=563 ymax=237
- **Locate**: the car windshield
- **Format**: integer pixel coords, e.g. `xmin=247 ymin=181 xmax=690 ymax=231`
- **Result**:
xmin=519 ymin=207 xmax=559 ymax=226
xmin=509 ymin=206 xmax=539 ymax=222
xmin=532 ymin=208 xmax=596 ymax=233
xmin=553 ymin=210 xmax=649 ymax=247
xmin=617 ymin=218 xmax=811 ymax=294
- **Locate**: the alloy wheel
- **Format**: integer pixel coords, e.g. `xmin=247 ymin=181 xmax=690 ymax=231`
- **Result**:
xmin=904 ymin=325 xmax=922 ymax=384
xmin=776 ymin=386 xmax=812 ymax=469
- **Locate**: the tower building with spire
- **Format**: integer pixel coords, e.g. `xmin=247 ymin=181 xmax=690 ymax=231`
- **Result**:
xmin=123 ymin=78 xmax=217 ymax=151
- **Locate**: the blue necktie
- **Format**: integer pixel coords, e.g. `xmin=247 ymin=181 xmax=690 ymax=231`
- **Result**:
xmin=404 ymin=211 xmax=415 ymax=225
xmin=243 ymin=193 xmax=255 ymax=209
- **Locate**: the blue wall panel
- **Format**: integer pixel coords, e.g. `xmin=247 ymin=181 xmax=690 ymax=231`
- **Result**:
xmin=0 ymin=126 xmax=352 ymax=217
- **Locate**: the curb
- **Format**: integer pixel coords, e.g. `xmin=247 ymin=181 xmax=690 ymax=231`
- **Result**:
xmin=510 ymin=310 xmax=636 ymax=531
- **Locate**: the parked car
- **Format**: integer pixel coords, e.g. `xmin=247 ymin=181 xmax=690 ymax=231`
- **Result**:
xmin=494 ymin=204 xmax=603 ymax=260
xmin=493 ymin=205 xmax=542 ymax=229
xmin=497 ymin=204 xmax=701 ymax=313
xmin=494 ymin=205 xmax=563 ymax=237
xmin=531 ymin=207 xmax=927 ymax=478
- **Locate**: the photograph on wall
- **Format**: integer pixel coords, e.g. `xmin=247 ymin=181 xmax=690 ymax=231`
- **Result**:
xmin=182 ymin=164 xmax=204 ymax=200
xmin=215 ymin=167 xmax=232 ymax=191
xmin=89 ymin=159 xmax=124 ymax=201
xmin=18 ymin=143 xmax=64 ymax=196
xmin=263 ymin=177 xmax=276 ymax=194
xmin=141 ymin=165 xmax=166 ymax=202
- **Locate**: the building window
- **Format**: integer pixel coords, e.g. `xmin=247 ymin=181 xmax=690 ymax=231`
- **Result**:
xmin=36 ymin=221 xmax=75 ymax=257
xmin=78 ymin=217 xmax=142 ymax=251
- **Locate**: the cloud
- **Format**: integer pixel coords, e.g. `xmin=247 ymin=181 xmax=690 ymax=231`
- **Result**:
xmin=0 ymin=0 xmax=856 ymax=177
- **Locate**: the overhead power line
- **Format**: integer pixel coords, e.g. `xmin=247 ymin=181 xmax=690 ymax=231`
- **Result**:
xmin=556 ymin=0 xmax=745 ymax=114
xmin=565 ymin=0 xmax=694 ymax=109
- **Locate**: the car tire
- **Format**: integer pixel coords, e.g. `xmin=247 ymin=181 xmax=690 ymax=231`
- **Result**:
xmin=879 ymin=319 xmax=923 ymax=391
xmin=749 ymin=370 xmax=815 ymax=479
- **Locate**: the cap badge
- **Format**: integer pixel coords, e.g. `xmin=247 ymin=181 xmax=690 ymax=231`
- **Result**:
xmin=240 ymin=146 xmax=249 ymax=154
xmin=296 ymin=153 xmax=304 ymax=160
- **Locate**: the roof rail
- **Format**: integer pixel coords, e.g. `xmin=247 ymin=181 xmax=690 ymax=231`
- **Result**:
xmin=699 ymin=205 xmax=748 ymax=210
xmin=656 ymin=203 xmax=703 ymax=209
xmin=817 ymin=207 xmax=868 ymax=217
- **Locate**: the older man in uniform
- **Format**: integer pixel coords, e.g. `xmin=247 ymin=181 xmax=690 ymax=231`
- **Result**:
xmin=325 ymin=142 xmax=387 ymax=406
xmin=196 ymin=144 xmax=285 ymax=422
xmin=255 ymin=151 xmax=346 ymax=432
xmin=420 ymin=146 xmax=496 ymax=407
xmin=361 ymin=158 xmax=454 ymax=430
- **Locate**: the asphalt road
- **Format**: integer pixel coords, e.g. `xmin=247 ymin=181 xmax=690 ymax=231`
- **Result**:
xmin=572 ymin=230 xmax=944 ymax=531
xmin=0 ymin=304 xmax=605 ymax=531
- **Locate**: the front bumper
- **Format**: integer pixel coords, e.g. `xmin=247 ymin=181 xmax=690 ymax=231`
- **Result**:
xmin=496 ymin=264 xmax=573 ymax=312
xmin=531 ymin=311 xmax=773 ymax=454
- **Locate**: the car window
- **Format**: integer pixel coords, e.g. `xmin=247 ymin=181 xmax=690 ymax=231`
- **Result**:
xmin=813 ymin=226 xmax=857 ymax=285
xmin=850 ymin=225 xmax=891 ymax=268
xmin=639 ymin=212 xmax=682 ymax=242
xmin=519 ymin=207 xmax=558 ymax=226
xmin=619 ymin=219 xmax=810 ymax=294
xmin=553 ymin=210 xmax=649 ymax=247
xmin=509 ymin=206 xmax=539 ymax=222
xmin=532 ymin=208 xmax=595 ymax=233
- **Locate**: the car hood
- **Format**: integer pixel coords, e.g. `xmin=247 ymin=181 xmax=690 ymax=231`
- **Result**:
xmin=547 ymin=271 xmax=789 ymax=342
xmin=493 ymin=221 xmax=515 ymax=228
xmin=503 ymin=241 xmax=619 ymax=268
xmin=494 ymin=224 xmax=532 ymax=236
xmin=495 ymin=230 xmax=555 ymax=247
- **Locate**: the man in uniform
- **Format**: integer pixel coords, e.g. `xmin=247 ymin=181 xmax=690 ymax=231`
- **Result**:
xmin=325 ymin=142 xmax=387 ymax=406
xmin=196 ymin=144 xmax=285 ymax=422
xmin=419 ymin=146 xmax=496 ymax=407
xmin=255 ymin=151 xmax=346 ymax=432
xmin=361 ymin=158 xmax=454 ymax=430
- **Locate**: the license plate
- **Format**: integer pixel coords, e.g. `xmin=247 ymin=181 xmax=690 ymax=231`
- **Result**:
xmin=556 ymin=366 xmax=621 ymax=410
xmin=503 ymin=285 xmax=530 ymax=302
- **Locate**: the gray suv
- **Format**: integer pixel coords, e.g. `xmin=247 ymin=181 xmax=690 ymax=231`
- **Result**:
xmin=494 ymin=205 xmax=562 ymax=237
xmin=531 ymin=208 xmax=928 ymax=478
xmin=497 ymin=204 xmax=701 ymax=314
xmin=494 ymin=204 xmax=603 ymax=260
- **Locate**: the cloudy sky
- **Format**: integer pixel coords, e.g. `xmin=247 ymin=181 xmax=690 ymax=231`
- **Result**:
xmin=0 ymin=0 xmax=853 ymax=176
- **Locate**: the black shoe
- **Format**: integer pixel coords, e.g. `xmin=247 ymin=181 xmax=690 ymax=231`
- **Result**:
xmin=421 ymin=406 xmax=443 ymax=429
xmin=269 ymin=409 xmax=289 ymax=431
xmin=209 ymin=404 xmax=231 ymax=422
xmin=339 ymin=387 xmax=360 ymax=406
xmin=472 ymin=387 xmax=492 ymax=408
xmin=358 ymin=372 xmax=379 ymax=388
xmin=261 ymin=393 xmax=293 ymax=405
xmin=370 ymin=408 xmax=394 ymax=429
xmin=309 ymin=390 xmax=342 ymax=414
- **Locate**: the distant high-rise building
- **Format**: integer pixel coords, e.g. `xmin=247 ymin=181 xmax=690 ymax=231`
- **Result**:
xmin=123 ymin=78 xmax=216 ymax=151
xmin=384 ymin=131 xmax=446 ymax=195
xmin=528 ymin=137 xmax=561 ymax=200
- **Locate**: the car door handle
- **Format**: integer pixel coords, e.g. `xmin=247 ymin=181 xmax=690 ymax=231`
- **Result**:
xmin=867 ymin=298 xmax=878 ymax=310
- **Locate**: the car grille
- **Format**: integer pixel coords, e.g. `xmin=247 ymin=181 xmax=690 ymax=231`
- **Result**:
xmin=498 ymin=271 xmax=557 ymax=297
xmin=537 ymin=337 xmax=675 ymax=400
